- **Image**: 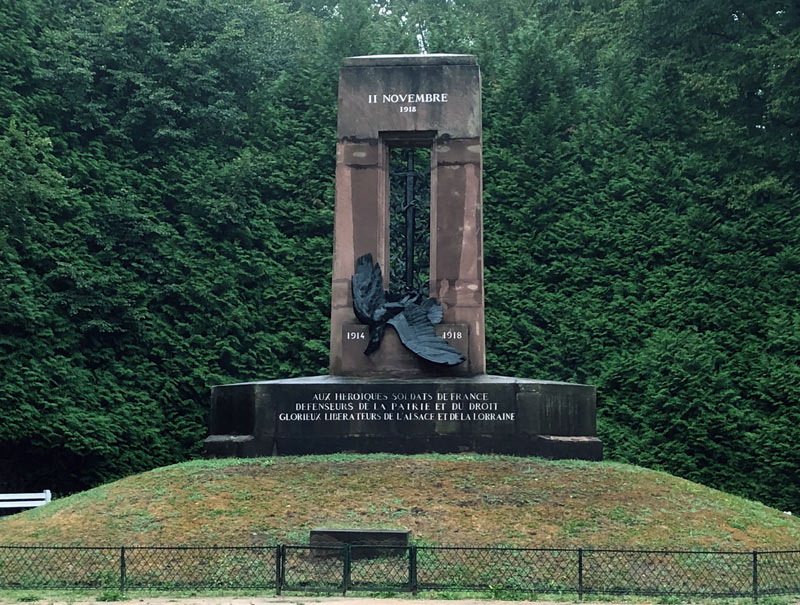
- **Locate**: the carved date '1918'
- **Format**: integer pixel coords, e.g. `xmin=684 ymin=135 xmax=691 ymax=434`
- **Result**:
xmin=441 ymin=330 xmax=463 ymax=340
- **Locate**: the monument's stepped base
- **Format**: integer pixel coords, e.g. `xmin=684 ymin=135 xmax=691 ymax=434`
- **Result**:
xmin=204 ymin=375 xmax=602 ymax=460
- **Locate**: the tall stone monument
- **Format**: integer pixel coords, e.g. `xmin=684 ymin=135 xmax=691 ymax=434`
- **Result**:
xmin=330 ymin=54 xmax=484 ymax=378
xmin=205 ymin=54 xmax=602 ymax=460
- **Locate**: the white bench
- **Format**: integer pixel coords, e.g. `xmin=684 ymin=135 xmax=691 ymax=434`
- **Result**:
xmin=0 ymin=490 xmax=51 ymax=509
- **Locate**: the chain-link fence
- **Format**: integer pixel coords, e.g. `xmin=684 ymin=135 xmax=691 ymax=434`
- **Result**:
xmin=1 ymin=544 xmax=798 ymax=600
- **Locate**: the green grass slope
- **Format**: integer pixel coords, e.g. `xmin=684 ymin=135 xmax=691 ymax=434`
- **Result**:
xmin=1 ymin=455 xmax=797 ymax=550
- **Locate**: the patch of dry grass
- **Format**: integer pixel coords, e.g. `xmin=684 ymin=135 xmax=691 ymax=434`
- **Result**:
xmin=1 ymin=454 xmax=797 ymax=550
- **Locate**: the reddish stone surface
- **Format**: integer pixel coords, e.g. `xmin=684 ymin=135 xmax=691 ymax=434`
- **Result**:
xmin=330 ymin=54 xmax=485 ymax=377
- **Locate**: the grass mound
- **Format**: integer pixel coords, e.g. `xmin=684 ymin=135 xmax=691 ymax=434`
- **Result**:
xmin=1 ymin=454 xmax=797 ymax=549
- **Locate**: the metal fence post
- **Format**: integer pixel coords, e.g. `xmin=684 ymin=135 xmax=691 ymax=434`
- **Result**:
xmin=119 ymin=546 xmax=126 ymax=593
xmin=343 ymin=544 xmax=352 ymax=596
xmin=578 ymin=548 xmax=583 ymax=601
xmin=409 ymin=545 xmax=418 ymax=594
xmin=282 ymin=545 xmax=287 ymax=593
xmin=275 ymin=545 xmax=282 ymax=595
xmin=752 ymin=550 xmax=758 ymax=603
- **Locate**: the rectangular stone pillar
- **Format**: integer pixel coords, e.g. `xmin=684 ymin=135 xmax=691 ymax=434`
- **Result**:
xmin=330 ymin=54 xmax=485 ymax=377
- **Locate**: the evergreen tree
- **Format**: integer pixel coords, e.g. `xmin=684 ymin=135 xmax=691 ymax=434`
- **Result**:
xmin=1 ymin=0 xmax=798 ymax=511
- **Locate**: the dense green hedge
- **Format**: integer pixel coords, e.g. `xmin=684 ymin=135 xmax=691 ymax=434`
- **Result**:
xmin=2 ymin=0 xmax=798 ymax=511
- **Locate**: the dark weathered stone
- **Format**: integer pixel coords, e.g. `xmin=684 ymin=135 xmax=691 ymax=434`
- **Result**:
xmin=204 ymin=382 xmax=277 ymax=458
xmin=531 ymin=436 xmax=604 ymax=460
xmin=338 ymin=56 xmax=481 ymax=140
xmin=310 ymin=528 xmax=409 ymax=558
xmin=343 ymin=54 xmax=477 ymax=67
xmin=204 ymin=376 xmax=601 ymax=460
xmin=515 ymin=381 xmax=597 ymax=436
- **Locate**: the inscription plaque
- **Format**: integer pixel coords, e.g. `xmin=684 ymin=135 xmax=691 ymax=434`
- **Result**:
xmin=206 ymin=375 xmax=600 ymax=458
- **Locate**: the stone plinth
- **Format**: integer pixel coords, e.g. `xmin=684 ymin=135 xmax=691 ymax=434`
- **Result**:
xmin=203 ymin=376 xmax=602 ymax=460
xmin=330 ymin=54 xmax=485 ymax=377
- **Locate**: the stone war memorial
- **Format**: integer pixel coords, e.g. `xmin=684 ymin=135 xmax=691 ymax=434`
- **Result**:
xmin=205 ymin=54 xmax=602 ymax=460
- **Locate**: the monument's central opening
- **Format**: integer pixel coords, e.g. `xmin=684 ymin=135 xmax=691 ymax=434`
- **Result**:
xmin=389 ymin=145 xmax=431 ymax=297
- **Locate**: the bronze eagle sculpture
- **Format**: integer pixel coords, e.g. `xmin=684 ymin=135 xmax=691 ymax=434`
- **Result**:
xmin=351 ymin=253 xmax=465 ymax=366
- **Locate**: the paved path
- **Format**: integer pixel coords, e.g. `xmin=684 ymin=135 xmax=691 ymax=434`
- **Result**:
xmin=20 ymin=596 xmax=800 ymax=605
xmin=22 ymin=596 xmax=653 ymax=605
xmin=18 ymin=595 xmax=672 ymax=605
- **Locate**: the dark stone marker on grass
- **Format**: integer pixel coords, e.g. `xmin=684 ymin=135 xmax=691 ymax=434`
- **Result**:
xmin=310 ymin=528 xmax=410 ymax=558
xmin=204 ymin=54 xmax=602 ymax=461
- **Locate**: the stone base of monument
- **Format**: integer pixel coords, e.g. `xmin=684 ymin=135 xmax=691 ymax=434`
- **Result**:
xmin=203 ymin=375 xmax=602 ymax=460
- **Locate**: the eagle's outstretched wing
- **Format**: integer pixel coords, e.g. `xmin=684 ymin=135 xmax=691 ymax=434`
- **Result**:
xmin=351 ymin=255 xmax=465 ymax=366
xmin=420 ymin=297 xmax=444 ymax=325
xmin=352 ymin=253 xmax=385 ymax=325
xmin=388 ymin=303 xmax=465 ymax=366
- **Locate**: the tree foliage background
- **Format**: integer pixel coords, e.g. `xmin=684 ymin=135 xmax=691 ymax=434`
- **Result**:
xmin=2 ymin=0 xmax=798 ymax=511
